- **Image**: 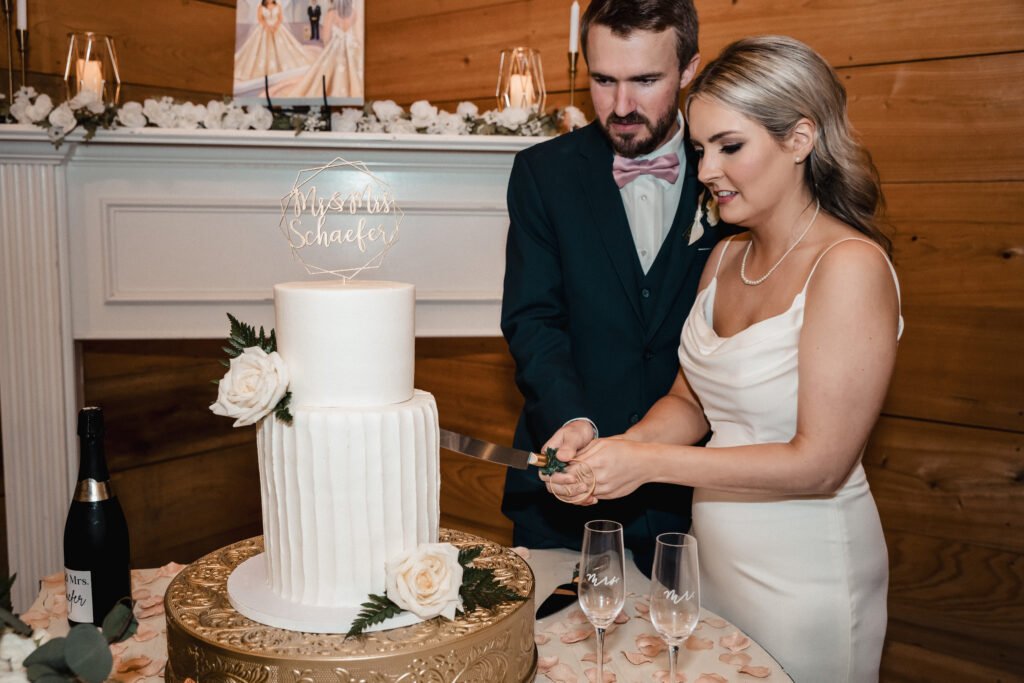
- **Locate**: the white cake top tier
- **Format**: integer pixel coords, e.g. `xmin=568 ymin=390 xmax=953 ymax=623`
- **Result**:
xmin=274 ymin=280 xmax=415 ymax=407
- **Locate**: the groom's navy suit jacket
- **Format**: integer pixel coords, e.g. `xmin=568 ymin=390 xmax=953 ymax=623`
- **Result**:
xmin=500 ymin=120 xmax=732 ymax=573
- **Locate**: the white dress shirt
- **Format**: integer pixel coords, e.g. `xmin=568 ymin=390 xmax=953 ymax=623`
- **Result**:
xmin=619 ymin=112 xmax=688 ymax=274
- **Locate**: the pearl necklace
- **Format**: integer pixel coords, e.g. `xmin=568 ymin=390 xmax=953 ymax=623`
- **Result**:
xmin=740 ymin=200 xmax=821 ymax=286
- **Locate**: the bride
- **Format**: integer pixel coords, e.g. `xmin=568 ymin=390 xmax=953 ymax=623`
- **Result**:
xmin=234 ymin=0 xmax=312 ymax=82
xmin=288 ymin=0 xmax=363 ymax=98
xmin=545 ymin=36 xmax=900 ymax=682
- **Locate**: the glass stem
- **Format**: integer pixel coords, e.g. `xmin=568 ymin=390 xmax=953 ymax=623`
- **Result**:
xmin=668 ymin=643 xmax=679 ymax=683
xmin=595 ymin=626 xmax=606 ymax=682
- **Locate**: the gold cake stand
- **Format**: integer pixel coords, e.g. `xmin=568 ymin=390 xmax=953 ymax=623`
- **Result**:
xmin=165 ymin=530 xmax=537 ymax=683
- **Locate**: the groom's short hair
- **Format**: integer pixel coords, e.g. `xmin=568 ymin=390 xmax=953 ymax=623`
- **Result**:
xmin=580 ymin=0 xmax=699 ymax=72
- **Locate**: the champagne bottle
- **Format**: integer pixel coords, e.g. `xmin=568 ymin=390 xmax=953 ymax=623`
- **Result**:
xmin=63 ymin=406 xmax=131 ymax=626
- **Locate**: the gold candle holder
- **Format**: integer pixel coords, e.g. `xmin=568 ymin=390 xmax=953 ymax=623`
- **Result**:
xmin=568 ymin=51 xmax=579 ymax=108
xmin=15 ymin=26 xmax=25 ymax=87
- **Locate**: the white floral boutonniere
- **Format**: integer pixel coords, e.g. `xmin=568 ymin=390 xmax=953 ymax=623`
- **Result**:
xmin=210 ymin=314 xmax=293 ymax=427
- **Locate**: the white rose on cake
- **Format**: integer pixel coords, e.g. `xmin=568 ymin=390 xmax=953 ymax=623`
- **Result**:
xmin=210 ymin=347 xmax=289 ymax=427
xmin=386 ymin=543 xmax=463 ymax=620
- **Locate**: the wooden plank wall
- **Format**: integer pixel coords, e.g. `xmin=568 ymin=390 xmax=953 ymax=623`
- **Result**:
xmin=1 ymin=0 xmax=1021 ymax=680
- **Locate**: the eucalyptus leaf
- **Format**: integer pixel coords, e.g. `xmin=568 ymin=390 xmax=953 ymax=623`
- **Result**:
xmin=101 ymin=601 xmax=138 ymax=643
xmin=65 ymin=625 xmax=113 ymax=683
xmin=22 ymin=637 xmax=67 ymax=671
xmin=24 ymin=662 xmax=63 ymax=680
xmin=0 ymin=604 xmax=32 ymax=636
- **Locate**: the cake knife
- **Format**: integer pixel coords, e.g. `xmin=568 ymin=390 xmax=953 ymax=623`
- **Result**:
xmin=439 ymin=429 xmax=551 ymax=469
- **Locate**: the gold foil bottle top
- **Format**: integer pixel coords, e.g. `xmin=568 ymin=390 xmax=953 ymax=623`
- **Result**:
xmin=73 ymin=478 xmax=113 ymax=502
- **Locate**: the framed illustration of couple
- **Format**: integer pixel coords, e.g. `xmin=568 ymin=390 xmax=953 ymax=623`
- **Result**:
xmin=233 ymin=0 xmax=365 ymax=105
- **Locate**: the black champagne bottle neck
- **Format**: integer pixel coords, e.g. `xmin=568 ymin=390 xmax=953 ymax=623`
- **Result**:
xmin=75 ymin=407 xmax=112 ymax=501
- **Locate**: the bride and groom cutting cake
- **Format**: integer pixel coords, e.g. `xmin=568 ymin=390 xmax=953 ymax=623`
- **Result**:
xmin=502 ymin=1 xmax=900 ymax=680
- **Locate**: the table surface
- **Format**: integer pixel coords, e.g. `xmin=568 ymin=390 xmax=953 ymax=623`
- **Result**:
xmin=25 ymin=551 xmax=790 ymax=683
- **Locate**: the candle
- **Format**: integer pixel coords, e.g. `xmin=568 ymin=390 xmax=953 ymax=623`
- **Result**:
xmin=509 ymin=74 xmax=533 ymax=109
xmin=17 ymin=0 xmax=26 ymax=30
xmin=569 ymin=1 xmax=580 ymax=53
xmin=76 ymin=59 xmax=104 ymax=98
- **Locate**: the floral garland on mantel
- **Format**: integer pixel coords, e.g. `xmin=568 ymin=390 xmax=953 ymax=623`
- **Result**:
xmin=0 ymin=87 xmax=588 ymax=148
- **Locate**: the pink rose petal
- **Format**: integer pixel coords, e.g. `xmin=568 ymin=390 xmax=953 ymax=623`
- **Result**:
xmin=154 ymin=561 xmax=187 ymax=578
xmin=701 ymin=616 xmax=727 ymax=629
xmin=634 ymin=602 xmax=650 ymax=615
xmin=719 ymin=631 xmax=751 ymax=652
xmin=613 ymin=611 xmax=630 ymax=624
xmin=544 ymin=621 xmax=570 ymax=635
xmin=136 ymin=595 xmax=163 ymax=610
xmin=140 ymin=657 xmax=166 ymax=677
xmin=132 ymin=588 xmax=153 ymax=601
xmin=117 ymin=656 xmax=152 ymax=673
xmin=584 ymin=667 xmax=616 ymax=683
xmin=581 ymin=652 xmax=611 ymax=664
xmin=110 ymin=641 xmax=131 ymax=656
xmin=567 ymin=609 xmax=590 ymax=624
xmin=20 ymin=609 xmax=50 ymax=629
xmin=538 ymin=656 xmax=560 ymax=674
xmin=695 ymin=675 xmax=728 ymax=683
xmin=719 ymin=652 xmax=752 ymax=666
xmin=42 ymin=572 xmax=64 ymax=589
xmin=535 ymin=634 xmax=551 ymax=645
xmin=111 ymin=672 xmax=144 ymax=683
xmin=684 ymin=635 xmax=713 ymax=650
xmin=635 ymin=633 xmax=667 ymax=657
xmin=738 ymin=664 xmax=771 ymax=678
xmin=561 ymin=627 xmax=594 ymax=644
xmin=542 ymin=662 xmax=579 ymax=683
xmin=511 ymin=546 xmax=531 ymax=559
xmin=131 ymin=568 xmax=160 ymax=586
xmin=622 ymin=650 xmax=652 ymax=665
xmin=134 ymin=602 xmax=164 ymax=619
xmin=132 ymin=622 xmax=160 ymax=642
xmin=653 ymin=670 xmax=686 ymax=683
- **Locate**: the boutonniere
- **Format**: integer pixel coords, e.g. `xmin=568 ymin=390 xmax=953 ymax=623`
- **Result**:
xmin=687 ymin=188 xmax=720 ymax=246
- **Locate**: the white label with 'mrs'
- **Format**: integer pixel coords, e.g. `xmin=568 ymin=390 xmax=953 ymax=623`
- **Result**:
xmin=65 ymin=568 xmax=94 ymax=623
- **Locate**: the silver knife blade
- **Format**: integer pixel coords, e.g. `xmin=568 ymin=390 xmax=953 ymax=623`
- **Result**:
xmin=439 ymin=429 xmax=547 ymax=470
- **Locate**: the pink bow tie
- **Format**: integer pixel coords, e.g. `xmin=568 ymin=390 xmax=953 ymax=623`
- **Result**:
xmin=612 ymin=154 xmax=680 ymax=188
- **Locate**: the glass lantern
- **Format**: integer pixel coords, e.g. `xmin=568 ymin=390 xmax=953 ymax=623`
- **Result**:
xmin=496 ymin=47 xmax=545 ymax=112
xmin=63 ymin=32 xmax=121 ymax=103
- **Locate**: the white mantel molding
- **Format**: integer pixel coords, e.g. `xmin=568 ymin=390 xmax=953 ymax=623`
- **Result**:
xmin=0 ymin=125 xmax=539 ymax=611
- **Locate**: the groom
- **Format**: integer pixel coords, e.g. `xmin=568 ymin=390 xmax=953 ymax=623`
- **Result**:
xmin=500 ymin=0 xmax=733 ymax=574
xmin=308 ymin=0 xmax=322 ymax=41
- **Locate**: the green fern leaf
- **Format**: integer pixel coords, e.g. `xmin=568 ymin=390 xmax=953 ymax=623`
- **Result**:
xmin=346 ymin=594 xmax=403 ymax=639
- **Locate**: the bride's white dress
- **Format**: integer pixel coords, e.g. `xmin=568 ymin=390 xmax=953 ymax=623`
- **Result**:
xmin=678 ymin=237 xmax=902 ymax=682
xmin=288 ymin=19 xmax=363 ymax=98
xmin=234 ymin=4 xmax=312 ymax=81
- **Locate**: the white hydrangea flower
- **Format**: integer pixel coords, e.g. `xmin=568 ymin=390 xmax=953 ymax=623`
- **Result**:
xmin=221 ymin=102 xmax=249 ymax=130
xmin=47 ymin=102 xmax=77 ymax=134
xmin=456 ymin=101 xmax=479 ymax=120
xmin=303 ymin=111 xmax=323 ymax=132
xmin=428 ymin=110 xmax=468 ymax=135
xmin=409 ymin=100 xmax=439 ymax=130
xmin=246 ymin=105 xmax=274 ymax=131
xmin=494 ymin=106 xmax=530 ymax=130
xmin=356 ymin=115 xmax=385 ymax=133
xmin=69 ymin=88 xmax=104 ymax=114
xmin=116 ymin=101 xmax=148 ymax=128
xmin=371 ymin=99 xmax=403 ymax=123
xmin=142 ymin=97 xmax=176 ymax=128
xmin=172 ymin=101 xmax=205 ymax=129
xmin=203 ymin=100 xmax=227 ymax=129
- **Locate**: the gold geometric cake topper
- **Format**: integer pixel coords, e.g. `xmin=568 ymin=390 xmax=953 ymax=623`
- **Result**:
xmin=279 ymin=157 xmax=404 ymax=279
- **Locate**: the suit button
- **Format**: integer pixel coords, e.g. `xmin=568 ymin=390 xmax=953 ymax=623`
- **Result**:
xmin=629 ymin=413 xmax=640 ymax=424
xmin=643 ymin=349 xmax=654 ymax=360
xmin=641 ymin=288 xmax=651 ymax=298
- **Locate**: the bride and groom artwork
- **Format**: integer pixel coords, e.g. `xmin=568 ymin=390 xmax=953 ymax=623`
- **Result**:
xmin=233 ymin=0 xmax=365 ymax=104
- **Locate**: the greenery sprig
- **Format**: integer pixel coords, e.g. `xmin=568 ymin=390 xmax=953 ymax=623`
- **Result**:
xmin=345 ymin=545 xmax=525 ymax=639
xmin=539 ymin=447 xmax=567 ymax=476
xmin=215 ymin=312 xmax=294 ymax=424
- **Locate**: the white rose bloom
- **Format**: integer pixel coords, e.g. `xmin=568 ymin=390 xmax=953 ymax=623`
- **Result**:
xmin=117 ymin=101 xmax=148 ymax=128
xmin=332 ymin=108 xmax=363 ymax=133
xmin=495 ymin=106 xmax=529 ymax=130
xmin=357 ymin=115 xmax=385 ymax=133
xmin=428 ymin=110 xmax=468 ymax=135
xmin=203 ymin=100 xmax=227 ymax=129
xmin=246 ymin=105 xmax=274 ymax=131
xmin=0 ymin=632 xmax=37 ymax=670
xmin=210 ymin=347 xmax=289 ymax=427
xmin=456 ymin=101 xmax=479 ymax=120
xmin=23 ymin=93 xmax=54 ymax=123
xmin=222 ymin=103 xmax=249 ymax=130
xmin=172 ymin=101 xmax=205 ymax=129
xmin=563 ymin=105 xmax=587 ymax=131
xmin=386 ymin=543 xmax=463 ymax=620
xmin=48 ymin=102 xmax=78 ymax=134
xmin=371 ymin=99 xmax=404 ymax=123
xmin=69 ymin=88 xmax=103 ymax=113
xmin=387 ymin=118 xmax=417 ymax=134
xmin=143 ymin=97 xmax=177 ymax=128
xmin=409 ymin=100 xmax=438 ymax=129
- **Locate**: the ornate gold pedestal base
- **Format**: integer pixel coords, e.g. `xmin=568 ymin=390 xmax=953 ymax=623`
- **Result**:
xmin=165 ymin=530 xmax=536 ymax=683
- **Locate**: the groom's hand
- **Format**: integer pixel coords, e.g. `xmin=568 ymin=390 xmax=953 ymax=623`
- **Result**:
xmin=541 ymin=419 xmax=595 ymax=466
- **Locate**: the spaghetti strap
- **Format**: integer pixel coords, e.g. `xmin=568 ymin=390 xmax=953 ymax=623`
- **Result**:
xmin=714 ymin=235 xmax=738 ymax=279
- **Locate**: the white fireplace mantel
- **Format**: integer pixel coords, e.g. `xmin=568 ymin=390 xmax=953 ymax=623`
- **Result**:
xmin=0 ymin=125 xmax=538 ymax=610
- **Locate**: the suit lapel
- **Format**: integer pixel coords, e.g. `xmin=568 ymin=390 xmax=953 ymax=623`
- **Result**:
xmin=577 ymin=124 xmax=644 ymax=323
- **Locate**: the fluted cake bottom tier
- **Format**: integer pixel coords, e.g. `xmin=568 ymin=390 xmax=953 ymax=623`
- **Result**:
xmin=255 ymin=390 xmax=440 ymax=607
xmin=165 ymin=532 xmax=537 ymax=683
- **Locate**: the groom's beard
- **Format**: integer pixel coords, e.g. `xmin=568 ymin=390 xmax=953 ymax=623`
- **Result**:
xmin=599 ymin=105 xmax=677 ymax=158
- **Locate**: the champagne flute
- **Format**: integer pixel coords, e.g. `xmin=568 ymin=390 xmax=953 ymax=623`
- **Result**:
xmin=649 ymin=533 xmax=700 ymax=683
xmin=579 ymin=520 xmax=625 ymax=683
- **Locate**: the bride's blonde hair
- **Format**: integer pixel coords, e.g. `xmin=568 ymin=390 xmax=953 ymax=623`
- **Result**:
xmin=686 ymin=35 xmax=890 ymax=254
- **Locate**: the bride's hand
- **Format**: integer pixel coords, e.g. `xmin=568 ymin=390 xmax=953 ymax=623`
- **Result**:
xmin=543 ymin=437 xmax=649 ymax=505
